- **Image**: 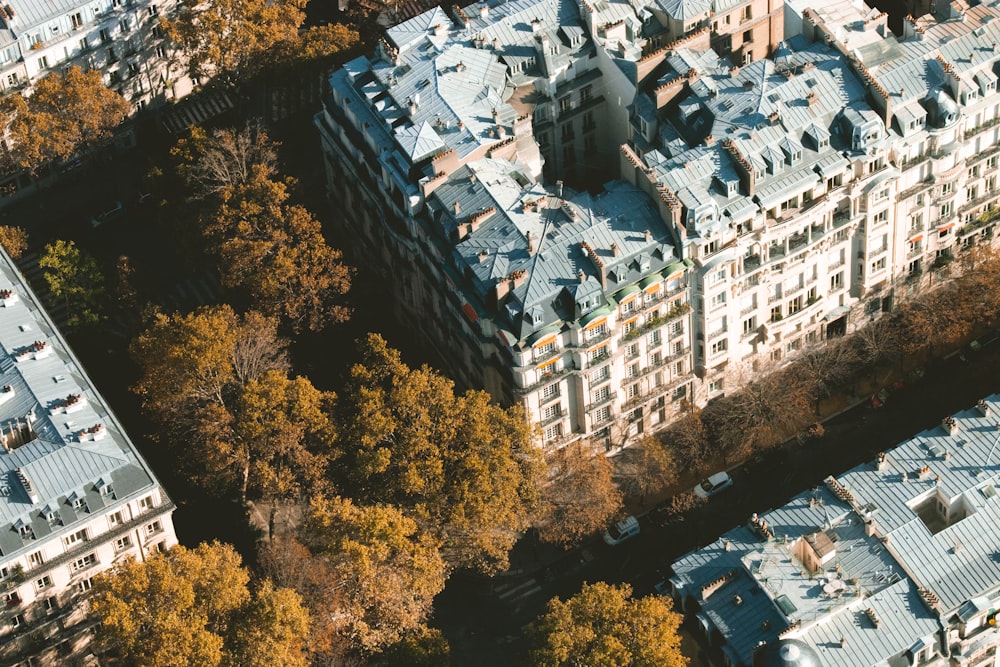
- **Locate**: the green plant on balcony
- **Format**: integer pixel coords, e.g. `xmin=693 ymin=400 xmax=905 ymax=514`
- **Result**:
xmin=771 ymin=313 xmax=783 ymax=323
xmin=623 ymin=327 xmax=642 ymax=341
xmin=665 ymin=302 xmax=691 ymax=321
xmin=806 ymin=295 xmax=819 ymax=306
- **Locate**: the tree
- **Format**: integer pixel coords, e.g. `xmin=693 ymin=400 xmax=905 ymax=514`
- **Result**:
xmin=268 ymin=23 xmax=360 ymax=78
xmin=2 ymin=66 xmax=130 ymax=173
xmin=794 ymin=337 xmax=860 ymax=414
xmin=204 ymin=175 xmax=353 ymax=332
xmin=536 ymin=442 xmax=622 ymax=548
xmin=130 ymin=306 xmax=289 ymax=430
xmin=613 ymin=434 xmax=678 ymax=505
xmin=851 ymin=315 xmax=902 ymax=385
xmin=259 ymin=536 xmax=357 ymax=666
xmin=38 ymin=239 xmax=105 ymax=329
xmin=379 ymin=627 xmax=451 ymax=667
xmin=303 ymin=496 xmax=447 ymax=654
xmin=196 ymin=370 xmax=336 ymax=501
xmin=225 ymin=580 xmax=310 ymax=667
xmin=0 ymin=226 xmax=28 ymax=260
xmin=662 ymin=401 xmax=710 ymax=473
xmin=173 ymin=124 xmax=278 ymax=200
xmin=530 ymin=582 xmax=688 ymax=667
xmin=333 ymin=334 xmax=544 ymax=573
xmin=164 ymin=0 xmax=308 ymax=84
xmin=91 ymin=542 xmax=308 ymax=667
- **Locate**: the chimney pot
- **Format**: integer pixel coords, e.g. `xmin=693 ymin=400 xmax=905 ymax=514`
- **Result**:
xmin=454 ymin=201 xmax=461 ymax=215
xmin=578 ymin=269 xmax=586 ymax=283
xmin=611 ymin=242 xmax=619 ymax=257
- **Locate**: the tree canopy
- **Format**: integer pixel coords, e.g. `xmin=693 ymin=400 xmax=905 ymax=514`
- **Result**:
xmin=536 ymin=442 xmax=622 ymax=548
xmin=2 ymin=66 xmax=129 ymax=173
xmin=91 ymin=542 xmax=310 ymax=667
xmin=38 ymin=239 xmax=105 ymax=329
xmin=0 ymin=226 xmax=27 ymax=260
xmin=332 ymin=334 xmax=544 ymax=573
xmin=531 ymin=582 xmax=687 ymax=667
xmin=164 ymin=0 xmax=308 ymax=83
xmin=303 ymin=496 xmax=447 ymax=654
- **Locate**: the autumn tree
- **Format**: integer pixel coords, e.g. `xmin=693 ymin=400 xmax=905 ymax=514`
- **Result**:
xmin=530 ymin=582 xmax=688 ymax=667
xmin=851 ymin=314 xmax=903 ymax=385
xmin=794 ymin=337 xmax=860 ymax=413
xmin=268 ymin=23 xmax=360 ymax=78
xmin=303 ymin=496 xmax=447 ymax=654
xmin=0 ymin=226 xmax=27 ymax=260
xmin=701 ymin=363 xmax=811 ymax=462
xmin=662 ymin=401 xmax=710 ymax=473
xmin=164 ymin=0 xmax=307 ymax=84
xmin=91 ymin=542 xmax=310 ymax=667
xmin=38 ymin=239 xmax=106 ymax=329
xmin=2 ymin=66 xmax=130 ymax=173
xmin=536 ymin=442 xmax=622 ymax=548
xmin=203 ymin=175 xmax=352 ymax=332
xmin=379 ymin=627 xmax=451 ymax=667
xmin=614 ymin=434 xmax=678 ymax=505
xmin=332 ymin=334 xmax=543 ymax=573
xmin=196 ymin=370 xmax=336 ymax=501
xmin=173 ymin=124 xmax=278 ymax=200
xmin=260 ymin=536 xmax=357 ymax=666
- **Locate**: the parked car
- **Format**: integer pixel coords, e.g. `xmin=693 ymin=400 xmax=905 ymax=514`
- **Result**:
xmin=603 ymin=515 xmax=640 ymax=546
xmin=90 ymin=201 xmax=123 ymax=228
xmin=694 ymin=471 xmax=733 ymax=499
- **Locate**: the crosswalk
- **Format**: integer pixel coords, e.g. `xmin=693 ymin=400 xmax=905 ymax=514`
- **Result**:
xmin=162 ymin=91 xmax=236 ymax=134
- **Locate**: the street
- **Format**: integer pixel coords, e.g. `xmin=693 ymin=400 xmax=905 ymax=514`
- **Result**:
xmin=435 ymin=340 xmax=1000 ymax=665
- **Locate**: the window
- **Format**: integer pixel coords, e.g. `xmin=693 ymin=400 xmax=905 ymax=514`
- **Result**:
xmin=911 ymin=213 xmax=923 ymax=231
xmin=559 ymin=96 xmax=571 ymax=112
xmin=588 ymin=323 xmax=608 ymax=340
xmin=138 ymin=496 xmax=154 ymax=512
xmin=939 ymin=227 xmax=950 ymax=238
xmin=743 ymin=316 xmax=757 ymax=336
xmin=6 ymin=73 xmax=18 ymax=87
xmin=593 ymin=386 xmax=610 ymax=403
xmin=626 ymin=363 xmax=639 ymax=379
xmin=120 ymin=18 xmax=131 ymax=34
xmin=941 ymin=182 xmax=955 ymax=195
xmin=108 ymin=511 xmax=124 ymax=527
xmin=621 ymin=299 xmax=635 ymax=314
xmin=830 ymin=271 xmax=843 ymax=290
xmin=787 ymin=296 xmax=803 ymax=315
xmin=771 ymin=306 xmax=782 ymax=322
xmin=594 ymin=406 xmax=611 ymax=424
xmin=114 ymin=536 xmax=132 ymax=553
xmin=582 ymin=111 xmax=595 ymax=132
xmin=626 ymin=383 xmax=639 ymax=399
xmin=710 ymin=292 xmax=726 ymax=308
xmin=584 ymin=134 xmax=597 ymax=156
xmin=18 ymin=524 xmax=34 ymax=540
xmin=44 ymin=597 xmax=57 ymax=613
xmin=77 ymin=578 xmax=93 ymax=593
xmin=541 ymin=382 xmax=560 ymax=401
xmin=940 ymin=202 xmax=953 ymax=218
xmin=743 ymin=30 xmax=752 ymax=43
xmin=626 ymin=343 xmax=639 ymax=359
xmin=670 ymin=321 xmax=683 ymax=337
xmin=589 ymin=346 xmax=608 ymax=364
xmin=873 ymin=210 xmax=888 ymax=224
xmin=100 ymin=28 xmax=111 ymax=43
xmin=590 ymin=365 xmax=609 ymax=384
xmin=148 ymin=4 xmax=159 ymax=17
xmin=710 ymin=339 xmax=728 ymax=355
xmin=145 ymin=521 xmax=163 ymax=537
xmin=622 ymin=320 xmax=636 ymax=336
xmin=648 ymin=329 xmax=661 ymax=346
xmin=536 ymin=131 xmax=550 ymax=148
xmin=544 ymin=424 xmax=562 ymax=441
xmin=709 ymin=379 xmax=724 ymax=393
xmin=64 ymin=529 xmax=88 ymax=548
xmin=72 ymin=497 xmax=88 ymax=513
xmin=28 ymin=552 xmax=43 ymax=568
xmin=71 ymin=553 xmax=97 ymax=572
xmin=71 ymin=12 xmax=84 ymax=29
xmin=580 ymin=85 xmax=592 ymax=103
xmin=10 ymin=614 xmax=23 ymax=629
xmin=38 ymin=56 xmax=49 ymax=70
xmin=536 ymin=341 xmax=555 ymax=357
xmin=35 ymin=575 xmax=51 ymax=591
xmin=870 ymin=257 xmax=886 ymax=273
xmin=0 ymin=566 xmax=7 ymax=580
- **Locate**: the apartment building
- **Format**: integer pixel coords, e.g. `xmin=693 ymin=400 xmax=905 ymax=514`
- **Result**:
xmin=0 ymin=247 xmax=177 ymax=666
xmin=0 ymin=0 xmax=187 ymax=107
xmin=319 ymin=0 xmax=1000 ymax=445
xmin=669 ymin=394 xmax=1000 ymax=667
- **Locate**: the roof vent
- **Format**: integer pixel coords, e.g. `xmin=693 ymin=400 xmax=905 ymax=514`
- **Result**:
xmin=15 ymin=468 xmax=38 ymax=504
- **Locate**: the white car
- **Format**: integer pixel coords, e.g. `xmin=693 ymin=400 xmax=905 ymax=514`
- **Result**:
xmin=603 ymin=515 xmax=640 ymax=546
xmin=694 ymin=471 xmax=734 ymax=499
xmin=90 ymin=201 xmax=123 ymax=228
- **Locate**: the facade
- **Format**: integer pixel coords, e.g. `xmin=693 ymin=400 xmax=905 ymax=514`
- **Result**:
xmin=0 ymin=246 xmax=177 ymax=666
xmin=319 ymin=0 xmax=1000 ymax=448
xmin=0 ymin=0 xmax=189 ymax=108
xmin=669 ymin=394 xmax=1000 ymax=667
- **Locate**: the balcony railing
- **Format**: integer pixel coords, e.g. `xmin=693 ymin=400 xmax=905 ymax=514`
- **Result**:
xmin=515 ymin=364 xmax=573 ymax=395
xmin=586 ymin=391 xmax=616 ymax=413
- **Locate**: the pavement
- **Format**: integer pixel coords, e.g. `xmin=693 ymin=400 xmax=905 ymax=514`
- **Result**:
xmin=435 ymin=336 xmax=1000 ymax=665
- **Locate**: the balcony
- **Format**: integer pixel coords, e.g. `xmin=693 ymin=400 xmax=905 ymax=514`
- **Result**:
xmin=743 ymin=254 xmax=762 ymax=272
xmin=769 ymin=245 xmax=787 ymax=259
xmin=515 ymin=364 xmax=573 ymax=395
xmin=586 ymin=391 xmax=616 ymax=413
xmin=789 ymin=233 xmax=809 ymax=251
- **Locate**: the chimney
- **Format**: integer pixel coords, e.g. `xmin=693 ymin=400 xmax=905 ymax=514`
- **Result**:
xmin=556 ymin=180 xmax=564 ymax=197
xmin=493 ymin=37 xmax=500 ymax=50
xmin=434 ymin=23 xmax=446 ymax=36
xmin=531 ymin=17 xmax=542 ymax=33
xmin=454 ymin=201 xmax=461 ymax=215
xmin=408 ymin=98 xmax=417 ymax=115
xmin=644 ymin=229 xmax=652 ymax=242
xmin=578 ymin=269 xmax=586 ymax=283
xmin=611 ymin=243 xmax=619 ymax=257
xmin=480 ymin=3 xmax=488 ymax=19
xmin=526 ymin=230 xmax=534 ymax=254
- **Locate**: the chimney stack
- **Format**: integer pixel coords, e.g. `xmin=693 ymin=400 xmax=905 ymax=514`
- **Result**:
xmin=578 ymin=269 xmax=586 ymax=283
xmin=526 ymin=230 xmax=534 ymax=254
xmin=480 ymin=3 xmax=488 ymax=19
xmin=611 ymin=243 xmax=619 ymax=257
xmin=644 ymin=229 xmax=652 ymax=242
xmin=453 ymin=201 xmax=461 ymax=215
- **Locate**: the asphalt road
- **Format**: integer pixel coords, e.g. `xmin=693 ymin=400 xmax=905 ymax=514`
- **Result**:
xmin=436 ymin=340 xmax=1000 ymax=665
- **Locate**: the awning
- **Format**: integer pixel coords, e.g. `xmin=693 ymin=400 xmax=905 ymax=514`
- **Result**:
xmin=532 ymin=333 xmax=558 ymax=349
xmin=622 ymin=316 xmax=639 ymax=327
xmin=613 ymin=284 xmax=641 ymax=304
xmin=938 ymin=221 xmax=956 ymax=232
xmin=824 ymin=305 xmax=851 ymax=321
xmin=639 ymin=274 xmax=661 ymax=290
xmin=536 ymin=357 xmax=559 ymax=371
xmin=909 ymin=233 xmax=923 ymax=243
xmin=581 ymin=306 xmax=611 ymax=328
xmin=587 ymin=341 xmax=609 ymax=354
xmin=527 ymin=324 xmax=561 ymax=346
xmin=462 ymin=303 xmax=478 ymax=323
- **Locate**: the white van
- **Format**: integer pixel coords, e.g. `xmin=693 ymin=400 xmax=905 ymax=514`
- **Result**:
xmin=603 ymin=515 xmax=640 ymax=546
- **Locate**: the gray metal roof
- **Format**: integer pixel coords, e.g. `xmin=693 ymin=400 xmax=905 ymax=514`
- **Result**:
xmin=7 ymin=0 xmax=87 ymax=32
xmin=0 ymin=252 xmax=162 ymax=560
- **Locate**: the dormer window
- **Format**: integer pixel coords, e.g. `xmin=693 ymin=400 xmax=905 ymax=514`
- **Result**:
xmin=18 ymin=524 xmax=33 ymax=540
xmin=72 ymin=497 xmax=88 ymax=514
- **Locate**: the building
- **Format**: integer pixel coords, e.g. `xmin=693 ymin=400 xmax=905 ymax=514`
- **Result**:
xmin=318 ymin=0 xmax=1000 ymax=447
xmin=0 ymin=0 xmax=188 ymax=108
xmin=0 ymin=246 xmax=177 ymax=666
xmin=669 ymin=394 xmax=1000 ymax=667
